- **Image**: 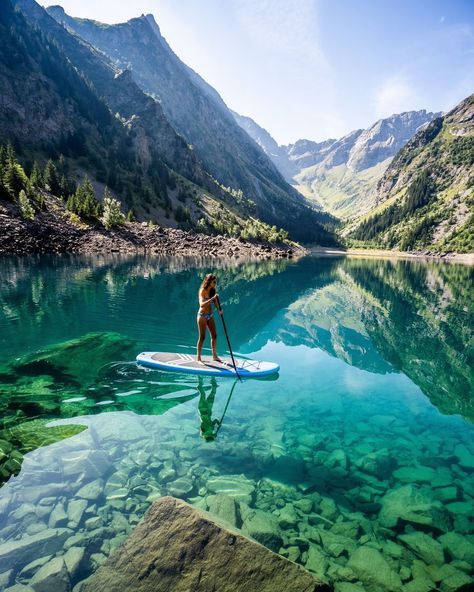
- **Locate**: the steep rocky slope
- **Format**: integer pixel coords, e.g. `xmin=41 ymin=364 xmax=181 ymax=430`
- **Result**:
xmin=4 ymin=0 xmax=216 ymax=222
xmin=348 ymin=94 xmax=474 ymax=253
xmin=45 ymin=5 xmax=334 ymax=243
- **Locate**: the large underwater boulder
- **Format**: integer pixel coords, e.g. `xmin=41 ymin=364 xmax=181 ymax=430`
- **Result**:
xmin=77 ymin=496 xmax=327 ymax=592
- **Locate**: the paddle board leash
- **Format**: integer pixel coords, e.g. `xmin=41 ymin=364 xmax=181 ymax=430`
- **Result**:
xmin=215 ymin=295 xmax=241 ymax=381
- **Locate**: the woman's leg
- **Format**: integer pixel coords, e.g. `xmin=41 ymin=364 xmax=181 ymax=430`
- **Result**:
xmin=207 ymin=318 xmax=221 ymax=362
xmin=196 ymin=315 xmax=207 ymax=361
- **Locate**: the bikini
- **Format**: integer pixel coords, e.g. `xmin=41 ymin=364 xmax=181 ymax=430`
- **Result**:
xmin=198 ymin=311 xmax=213 ymax=321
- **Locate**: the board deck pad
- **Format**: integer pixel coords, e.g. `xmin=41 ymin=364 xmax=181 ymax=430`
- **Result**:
xmin=136 ymin=352 xmax=279 ymax=377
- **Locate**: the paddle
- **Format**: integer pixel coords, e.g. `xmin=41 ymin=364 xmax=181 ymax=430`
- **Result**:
xmin=214 ymin=295 xmax=241 ymax=381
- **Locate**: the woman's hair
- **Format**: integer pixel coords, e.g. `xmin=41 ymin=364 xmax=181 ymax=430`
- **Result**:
xmin=199 ymin=273 xmax=216 ymax=293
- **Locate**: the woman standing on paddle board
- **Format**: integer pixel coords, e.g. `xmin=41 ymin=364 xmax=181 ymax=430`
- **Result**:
xmin=197 ymin=273 xmax=223 ymax=363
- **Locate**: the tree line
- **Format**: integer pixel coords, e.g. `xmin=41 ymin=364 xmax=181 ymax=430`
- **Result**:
xmin=0 ymin=144 xmax=129 ymax=228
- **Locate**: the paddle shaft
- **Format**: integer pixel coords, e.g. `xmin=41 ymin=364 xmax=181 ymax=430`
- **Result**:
xmin=214 ymin=296 xmax=241 ymax=381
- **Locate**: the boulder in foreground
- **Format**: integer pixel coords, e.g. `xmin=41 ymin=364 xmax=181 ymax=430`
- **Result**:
xmin=78 ymin=496 xmax=327 ymax=592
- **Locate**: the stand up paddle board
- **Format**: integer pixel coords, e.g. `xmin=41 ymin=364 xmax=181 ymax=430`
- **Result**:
xmin=136 ymin=352 xmax=279 ymax=378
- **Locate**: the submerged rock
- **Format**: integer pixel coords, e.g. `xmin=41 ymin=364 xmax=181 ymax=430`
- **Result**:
xmin=378 ymin=485 xmax=451 ymax=532
xmin=347 ymin=546 xmax=402 ymax=592
xmin=8 ymin=332 xmax=136 ymax=388
xmin=241 ymin=507 xmax=284 ymax=552
xmin=77 ymin=496 xmax=326 ymax=592
xmin=29 ymin=556 xmax=70 ymax=592
xmin=398 ymin=532 xmax=444 ymax=565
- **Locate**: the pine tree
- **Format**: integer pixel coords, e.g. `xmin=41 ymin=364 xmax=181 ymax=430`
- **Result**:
xmin=81 ymin=176 xmax=100 ymax=219
xmin=43 ymin=160 xmax=61 ymax=196
xmin=29 ymin=161 xmax=43 ymax=188
xmin=126 ymin=209 xmax=135 ymax=222
xmin=59 ymin=175 xmax=69 ymax=199
xmin=101 ymin=188 xmax=125 ymax=228
xmin=18 ymin=189 xmax=35 ymax=220
xmin=3 ymin=158 xmax=29 ymax=199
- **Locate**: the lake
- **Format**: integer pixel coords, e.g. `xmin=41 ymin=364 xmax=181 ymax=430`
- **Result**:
xmin=0 ymin=254 xmax=473 ymax=591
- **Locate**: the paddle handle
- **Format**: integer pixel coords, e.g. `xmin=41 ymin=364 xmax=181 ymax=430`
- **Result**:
xmin=215 ymin=296 xmax=241 ymax=381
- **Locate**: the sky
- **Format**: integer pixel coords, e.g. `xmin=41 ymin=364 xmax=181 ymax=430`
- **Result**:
xmin=41 ymin=0 xmax=474 ymax=144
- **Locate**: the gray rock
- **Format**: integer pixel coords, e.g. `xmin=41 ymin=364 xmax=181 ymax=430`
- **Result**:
xmin=79 ymin=496 xmax=324 ymax=592
xmin=206 ymin=475 xmax=255 ymax=504
xmin=393 ymin=466 xmax=436 ymax=483
xmin=277 ymin=503 xmax=298 ymax=530
xmin=0 ymin=569 xmax=13 ymax=589
xmin=76 ymin=479 xmax=103 ymax=501
xmin=347 ymin=546 xmax=402 ymax=592
xmin=319 ymin=497 xmax=339 ymax=521
xmin=319 ymin=530 xmax=356 ymax=558
xmin=241 ymin=508 xmax=283 ymax=553
xmin=19 ymin=556 xmax=53 ymax=580
xmin=0 ymin=529 xmax=70 ymax=572
xmin=63 ymin=547 xmax=84 ymax=581
xmin=294 ymin=499 xmax=313 ymax=514
xmin=206 ymin=494 xmax=238 ymax=528
xmin=439 ymin=532 xmax=474 ymax=564
xmin=378 ymin=485 xmax=451 ymax=532
xmin=305 ymin=544 xmax=329 ymax=577
xmin=356 ymin=449 xmax=394 ymax=480
xmin=167 ymin=477 xmax=194 ymax=497
xmin=398 ymin=532 xmax=444 ymax=565
xmin=30 ymin=556 xmax=70 ymax=592
xmin=48 ymin=503 xmax=68 ymax=528
xmin=61 ymin=449 xmax=111 ymax=480
xmin=67 ymin=499 xmax=88 ymax=526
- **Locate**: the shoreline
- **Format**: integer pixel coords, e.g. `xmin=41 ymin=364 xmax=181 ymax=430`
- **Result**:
xmin=310 ymin=246 xmax=474 ymax=265
xmin=0 ymin=200 xmax=303 ymax=261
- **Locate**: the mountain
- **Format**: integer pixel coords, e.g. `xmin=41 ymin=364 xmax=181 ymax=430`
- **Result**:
xmin=5 ymin=0 xmax=219 ymax=225
xmin=347 ymin=94 xmax=474 ymax=253
xmin=44 ymin=5 xmax=335 ymax=243
xmin=232 ymin=110 xmax=439 ymax=219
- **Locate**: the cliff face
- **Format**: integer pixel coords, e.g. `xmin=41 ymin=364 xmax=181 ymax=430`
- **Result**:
xmin=348 ymin=94 xmax=474 ymax=253
xmin=45 ymin=6 xmax=334 ymax=243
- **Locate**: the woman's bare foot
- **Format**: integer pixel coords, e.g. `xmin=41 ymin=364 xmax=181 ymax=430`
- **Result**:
xmin=213 ymin=357 xmax=223 ymax=363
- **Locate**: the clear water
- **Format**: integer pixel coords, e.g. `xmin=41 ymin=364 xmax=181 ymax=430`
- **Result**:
xmin=0 ymin=254 xmax=473 ymax=591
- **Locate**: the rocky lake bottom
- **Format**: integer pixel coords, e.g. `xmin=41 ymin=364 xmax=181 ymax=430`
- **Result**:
xmin=0 ymin=254 xmax=473 ymax=591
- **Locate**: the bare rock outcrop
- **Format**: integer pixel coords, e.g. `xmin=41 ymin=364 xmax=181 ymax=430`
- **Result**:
xmin=77 ymin=496 xmax=328 ymax=592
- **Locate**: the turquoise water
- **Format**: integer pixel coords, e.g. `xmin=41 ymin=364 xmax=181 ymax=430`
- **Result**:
xmin=0 ymin=254 xmax=473 ymax=591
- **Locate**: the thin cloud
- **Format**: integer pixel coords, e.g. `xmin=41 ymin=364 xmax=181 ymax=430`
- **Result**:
xmin=373 ymin=75 xmax=423 ymax=118
xmin=231 ymin=0 xmax=330 ymax=71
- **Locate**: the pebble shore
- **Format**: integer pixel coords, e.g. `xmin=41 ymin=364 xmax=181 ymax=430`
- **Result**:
xmin=0 ymin=200 xmax=302 ymax=260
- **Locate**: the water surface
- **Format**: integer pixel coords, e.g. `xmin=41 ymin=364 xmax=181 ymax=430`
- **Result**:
xmin=0 ymin=254 xmax=473 ymax=591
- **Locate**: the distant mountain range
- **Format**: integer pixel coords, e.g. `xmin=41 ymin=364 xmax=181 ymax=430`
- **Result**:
xmin=0 ymin=0 xmax=336 ymax=245
xmin=233 ymin=110 xmax=440 ymax=219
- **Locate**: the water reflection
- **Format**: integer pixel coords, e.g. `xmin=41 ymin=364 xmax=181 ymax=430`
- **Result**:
xmin=0 ymin=254 xmax=473 ymax=590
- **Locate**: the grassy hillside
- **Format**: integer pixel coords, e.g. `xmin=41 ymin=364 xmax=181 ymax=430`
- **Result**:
xmin=294 ymin=159 xmax=391 ymax=219
xmin=346 ymin=95 xmax=474 ymax=253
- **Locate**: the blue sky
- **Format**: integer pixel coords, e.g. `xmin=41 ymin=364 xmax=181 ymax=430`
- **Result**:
xmin=42 ymin=0 xmax=474 ymax=144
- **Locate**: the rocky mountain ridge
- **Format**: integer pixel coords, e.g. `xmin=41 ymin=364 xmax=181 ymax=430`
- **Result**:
xmin=45 ymin=5 xmax=333 ymax=243
xmin=233 ymin=110 xmax=440 ymax=218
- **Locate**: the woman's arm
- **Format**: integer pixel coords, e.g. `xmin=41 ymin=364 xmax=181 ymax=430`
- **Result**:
xmin=199 ymin=291 xmax=218 ymax=307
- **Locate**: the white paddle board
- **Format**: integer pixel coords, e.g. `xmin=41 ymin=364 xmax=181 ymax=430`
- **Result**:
xmin=136 ymin=352 xmax=279 ymax=378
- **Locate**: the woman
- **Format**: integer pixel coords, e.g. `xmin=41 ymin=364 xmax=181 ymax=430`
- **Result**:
xmin=197 ymin=273 xmax=222 ymax=363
